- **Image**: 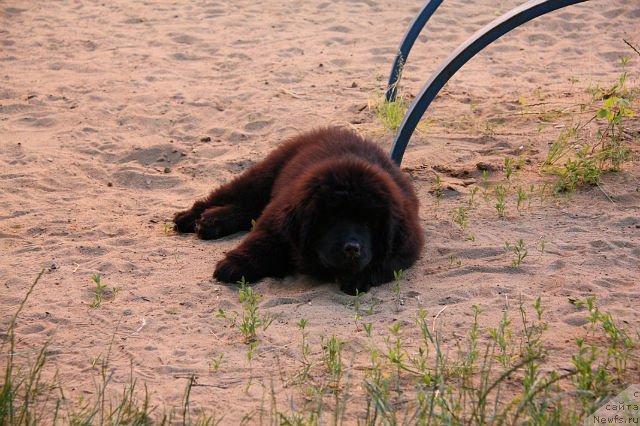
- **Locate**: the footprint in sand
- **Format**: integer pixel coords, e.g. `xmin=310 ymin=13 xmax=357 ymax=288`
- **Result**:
xmin=119 ymin=145 xmax=186 ymax=167
xmin=561 ymin=313 xmax=589 ymax=327
xmin=172 ymin=52 xmax=203 ymax=61
xmin=326 ymin=25 xmax=350 ymax=33
xmin=244 ymin=120 xmax=273 ymax=132
xmin=18 ymin=323 xmax=46 ymax=335
xmin=277 ymin=47 xmax=304 ymax=58
xmin=170 ymin=34 xmax=200 ymax=45
xmin=16 ymin=116 xmax=56 ymax=128
xmin=0 ymin=103 xmax=34 ymax=120
xmin=204 ymin=8 xmax=225 ymax=18
xmin=113 ymin=168 xmax=182 ymax=190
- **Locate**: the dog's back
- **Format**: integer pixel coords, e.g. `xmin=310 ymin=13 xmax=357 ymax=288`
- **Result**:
xmin=271 ymin=127 xmax=414 ymax=202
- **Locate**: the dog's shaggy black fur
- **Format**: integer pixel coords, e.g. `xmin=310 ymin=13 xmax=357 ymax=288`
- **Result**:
xmin=174 ymin=127 xmax=423 ymax=295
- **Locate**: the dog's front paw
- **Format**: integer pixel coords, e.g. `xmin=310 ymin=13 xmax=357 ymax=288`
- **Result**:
xmin=195 ymin=206 xmax=232 ymax=240
xmin=195 ymin=205 xmax=250 ymax=240
xmin=173 ymin=209 xmax=198 ymax=233
xmin=337 ymin=275 xmax=371 ymax=296
xmin=214 ymin=253 xmax=261 ymax=284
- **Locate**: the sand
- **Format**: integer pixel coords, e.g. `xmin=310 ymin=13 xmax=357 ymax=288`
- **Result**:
xmin=1 ymin=0 xmax=639 ymax=423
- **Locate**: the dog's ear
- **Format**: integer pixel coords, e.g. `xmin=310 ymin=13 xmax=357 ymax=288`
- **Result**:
xmin=281 ymin=195 xmax=319 ymax=250
xmin=367 ymin=189 xmax=408 ymax=261
xmin=282 ymin=179 xmax=333 ymax=247
xmin=387 ymin=202 xmax=418 ymax=257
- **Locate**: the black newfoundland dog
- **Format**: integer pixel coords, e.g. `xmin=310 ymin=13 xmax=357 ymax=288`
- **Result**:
xmin=173 ymin=127 xmax=423 ymax=295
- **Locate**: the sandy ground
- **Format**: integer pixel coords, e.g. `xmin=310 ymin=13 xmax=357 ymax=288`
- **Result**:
xmin=1 ymin=0 xmax=639 ymax=423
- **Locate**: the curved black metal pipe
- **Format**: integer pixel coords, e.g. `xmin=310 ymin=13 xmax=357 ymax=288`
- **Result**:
xmin=390 ymin=0 xmax=589 ymax=165
xmin=385 ymin=0 xmax=444 ymax=103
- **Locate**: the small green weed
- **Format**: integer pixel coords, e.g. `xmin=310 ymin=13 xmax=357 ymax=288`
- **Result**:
xmin=489 ymin=311 xmax=515 ymax=367
xmin=88 ymin=274 xmax=119 ymax=308
xmin=543 ymin=126 xmax=577 ymax=167
xmin=503 ymin=157 xmax=516 ymax=180
xmin=370 ymin=75 xmax=409 ymax=132
xmin=352 ymin=289 xmax=378 ymax=328
xmin=297 ymin=319 xmax=312 ymax=381
xmin=516 ymin=186 xmax=527 ymax=211
xmin=553 ymin=150 xmax=601 ymax=193
xmin=594 ymin=94 xmax=634 ymax=170
xmin=449 ymin=254 xmax=462 ymax=268
xmin=449 ymin=206 xmax=469 ymax=230
xmin=374 ymin=97 xmax=408 ymax=131
xmin=320 ymin=335 xmax=344 ymax=387
xmin=208 ymin=354 xmax=224 ymax=373
xmin=235 ymin=277 xmax=273 ymax=345
xmin=393 ymin=269 xmax=404 ymax=312
xmin=89 ymin=274 xmax=106 ymax=308
xmin=467 ymin=186 xmax=480 ymax=207
xmin=494 ymin=185 xmax=507 ymax=216
xmin=215 ymin=277 xmax=273 ymax=372
xmin=434 ymin=175 xmax=444 ymax=206
xmin=353 ymin=289 xmax=366 ymax=326
xmin=512 ymin=239 xmax=528 ymax=266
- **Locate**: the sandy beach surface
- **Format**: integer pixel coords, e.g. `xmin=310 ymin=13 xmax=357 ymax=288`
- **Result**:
xmin=1 ymin=0 xmax=639 ymax=423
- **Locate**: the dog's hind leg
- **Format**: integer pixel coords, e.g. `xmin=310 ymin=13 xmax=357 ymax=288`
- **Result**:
xmin=173 ymin=140 xmax=303 ymax=238
xmin=173 ymin=171 xmax=271 ymax=236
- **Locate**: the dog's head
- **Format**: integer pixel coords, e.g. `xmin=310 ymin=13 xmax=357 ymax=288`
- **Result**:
xmin=282 ymin=156 xmax=405 ymax=290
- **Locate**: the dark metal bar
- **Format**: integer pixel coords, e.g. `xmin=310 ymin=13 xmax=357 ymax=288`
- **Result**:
xmin=390 ymin=0 xmax=589 ymax=165
xmin=385 ymin=0 xmax=444 ymax=103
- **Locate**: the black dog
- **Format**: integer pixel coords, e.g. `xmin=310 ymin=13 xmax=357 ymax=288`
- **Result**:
xmin=174 ymin=127 xmax=423 ymax=294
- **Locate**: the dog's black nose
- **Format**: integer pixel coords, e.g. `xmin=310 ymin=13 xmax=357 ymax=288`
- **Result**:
xmin=343 ymin=242 xmax=361 ymax=258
